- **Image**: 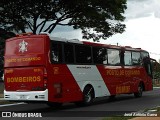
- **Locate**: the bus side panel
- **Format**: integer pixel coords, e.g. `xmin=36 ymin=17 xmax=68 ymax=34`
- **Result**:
xmin=145 ymin=73 xmax=153 ymax=91
xmin=97 ymin=65 xmax=153 ymax=95
xmin=127 ymin=66 xmax=153 ymax=93
xmin=124 ymin=66 xmax=141 ymax=93
xmin=146 ymin=79 xmax=153 ymax=91
xmin=138 ymin=67 xmax=153 ymax=91
xmin=97 ymin=65 xmax=131 ymax=95
xmin=47 ymin=64 xmax=83 ymax=103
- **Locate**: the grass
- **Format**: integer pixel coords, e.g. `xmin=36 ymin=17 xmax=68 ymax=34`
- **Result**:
xmin=0 ymin=100 xmax=16 ymax=104
xmin=102 ymin=117 xmax=134 ymax=120
xmin=153 ymin=79 xmax=160 ymax=87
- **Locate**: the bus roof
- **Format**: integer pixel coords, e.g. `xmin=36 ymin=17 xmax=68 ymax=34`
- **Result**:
xmin=49 ymin=36 xmax=148 ymax=52
xmin=12 ymin=32 xmax=148 ymax=53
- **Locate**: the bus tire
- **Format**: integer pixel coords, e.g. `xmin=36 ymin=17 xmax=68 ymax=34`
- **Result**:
xmin=75 ymin=86 xmax=94 ymax=106
xmin=47 ymin=102 xmax=62 ymax=108
xmin=134 ymin=83 xmax=143 ymax=98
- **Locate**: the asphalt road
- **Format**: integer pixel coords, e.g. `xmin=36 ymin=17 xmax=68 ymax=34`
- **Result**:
xmin=0 ymin=88 xmax=160 ymax=119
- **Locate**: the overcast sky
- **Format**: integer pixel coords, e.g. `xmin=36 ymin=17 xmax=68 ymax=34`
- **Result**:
xmin=52 ymin=0 xmax=160 ymax=61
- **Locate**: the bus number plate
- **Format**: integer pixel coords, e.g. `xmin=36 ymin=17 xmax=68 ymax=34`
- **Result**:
xmin=19 ymin=95 xmax=27 ymax=99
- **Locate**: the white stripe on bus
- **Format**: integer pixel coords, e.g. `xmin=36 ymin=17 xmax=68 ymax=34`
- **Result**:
xmin=67 ymin=65 xmax=110 ymax=97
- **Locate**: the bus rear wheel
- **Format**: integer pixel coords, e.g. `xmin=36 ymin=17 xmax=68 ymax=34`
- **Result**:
xmin=75 ymin=86 xmax=94 ymax=106
xmin=134 ymin=83 xmax=143 ymax=98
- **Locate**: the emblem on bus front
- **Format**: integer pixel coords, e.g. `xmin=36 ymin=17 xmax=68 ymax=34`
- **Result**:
xmin=19 ymin=40 xmax=28 ymax=53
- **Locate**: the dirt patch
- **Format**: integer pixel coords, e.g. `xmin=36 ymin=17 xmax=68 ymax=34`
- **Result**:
xmin=0 ymin=100 xmax=17 ymax=105
xmin=0 ymin=94 xmax=3 ymax=98
xmin=0 ymin=82 xmax=4 ymax=94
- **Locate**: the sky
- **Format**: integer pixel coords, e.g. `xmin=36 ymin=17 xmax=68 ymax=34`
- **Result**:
xmin=52 ymin=0 xmax=160 ymax=61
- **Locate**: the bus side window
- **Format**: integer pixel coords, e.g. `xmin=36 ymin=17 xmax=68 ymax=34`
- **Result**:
xmin=64 ymin=43 xmax=74 ymax=63
xmin=124 ymin=51 xmax=132 ymax=65
xmin=75 ymin=45 xmax=92 ymax=64
xmin=50 ymin=42 xmax=62 ymax=63
xmin=107 ymin=49 xmax=120 ymax=65
xmin=132 ymin=52 xmax=141 ymax=65
xmin=141 ymin=52 xmax=149 ymax=59
xmin=93 ymin=47 xmax=107 ymax=64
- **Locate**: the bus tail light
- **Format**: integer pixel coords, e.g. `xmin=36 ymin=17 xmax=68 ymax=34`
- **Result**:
xmin=54 ymin=83 xmax=62 ymax=98
xmin=44 ymin=68 xmax=48 ymax=90
xmin=44 ymin=79 xmax=47 ymax=89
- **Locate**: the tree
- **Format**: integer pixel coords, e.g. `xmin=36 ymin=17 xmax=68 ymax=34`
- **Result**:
xmin=0 ymin=28 xmax=15 ymax=77
xmin=152 ymin=61 xmax=160 ymax=79
xmin=0 ymin=0 xmax=127 ymax=41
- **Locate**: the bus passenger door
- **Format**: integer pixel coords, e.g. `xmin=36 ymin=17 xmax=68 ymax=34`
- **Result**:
xmin=143 ymin=57 xmax=153 ymax=90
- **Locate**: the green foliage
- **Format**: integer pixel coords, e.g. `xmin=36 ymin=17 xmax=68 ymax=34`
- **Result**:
xmin=0 ymin=28 xmax=15 ymax=75
xmin=0 ymin=0 xmax=127 ymax=41
xmin=102 ymin=116 xmax=134 ymax=120
xmin=152 ymin=61 xmax=160 ymax=79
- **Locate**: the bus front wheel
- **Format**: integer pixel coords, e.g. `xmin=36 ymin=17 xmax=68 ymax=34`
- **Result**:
xmin=75 ymin=86 xmax=94 ymax=106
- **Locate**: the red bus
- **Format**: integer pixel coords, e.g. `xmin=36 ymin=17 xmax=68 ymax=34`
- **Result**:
xmin=4 ymin=33 xmax=153 ymax=107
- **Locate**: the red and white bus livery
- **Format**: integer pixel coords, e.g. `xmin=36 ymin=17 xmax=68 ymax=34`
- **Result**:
xmin=4 ymin=33 xmax=153 ymax=107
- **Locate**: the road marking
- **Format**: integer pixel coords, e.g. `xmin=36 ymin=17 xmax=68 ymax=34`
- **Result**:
xmin=0 ymin=103 xmax=26 ymax=107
